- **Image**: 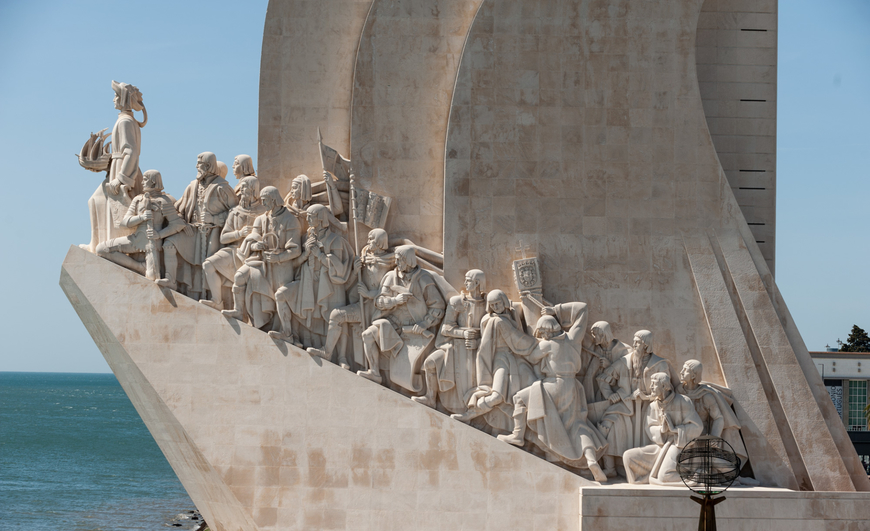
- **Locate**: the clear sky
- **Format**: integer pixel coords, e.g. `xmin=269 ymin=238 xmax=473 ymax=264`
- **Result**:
xmin=0 ymin=0 xmax=866 ymax=373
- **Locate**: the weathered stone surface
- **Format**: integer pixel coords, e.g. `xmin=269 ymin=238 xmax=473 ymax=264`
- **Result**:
xmin=61 ymin=245 xmax=595 ymax=531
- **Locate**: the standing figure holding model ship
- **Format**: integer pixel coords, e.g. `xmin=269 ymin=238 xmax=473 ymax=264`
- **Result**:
xmin=83 ymin=81 xmax=146 ymax=253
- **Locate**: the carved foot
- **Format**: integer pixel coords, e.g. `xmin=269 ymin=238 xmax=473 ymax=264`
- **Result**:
xmin=588 ymin=461 xmax=608 ymax=483
xmin=306 ymin=347 xmax=329 ymax=360
xmin=269 ymin=331 xmax=303 ymax=347
xmin=222 ymin=309 xmax=244 ymax=320
xmin=603 ymin=466 xmax=618 ymax=478
xmin=410 ymin=395 xmax=436 ymax=408
xmin=496 ymin=433 xmax=524 ymax=447
xmin=199 ymin=299 xmax=222 ymax=310
xmin=356 ymin=370 xmax=382 ymax=384
xmin=155 ymin=278 xmax=177 ymax=290
xmin=337 ymin=357 xmax=350 ymax=370
xmin=450 ymin=409 xmax=482 ymax=424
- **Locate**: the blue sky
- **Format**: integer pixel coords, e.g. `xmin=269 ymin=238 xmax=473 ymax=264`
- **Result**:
xmin=0 ymin=0 xmax=866 ymax=373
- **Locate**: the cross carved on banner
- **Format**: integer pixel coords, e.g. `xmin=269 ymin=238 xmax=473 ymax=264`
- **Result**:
xmin=515 ymin=239 xmax=530 ymax=259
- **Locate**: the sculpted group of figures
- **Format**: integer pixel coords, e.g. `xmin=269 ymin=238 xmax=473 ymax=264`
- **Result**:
xmin=81 ymin=81 xmax=750 ymax=485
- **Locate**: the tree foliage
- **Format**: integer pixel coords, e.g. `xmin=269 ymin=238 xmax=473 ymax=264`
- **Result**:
xmin=838 ymin=325 xmax=870 ymax=353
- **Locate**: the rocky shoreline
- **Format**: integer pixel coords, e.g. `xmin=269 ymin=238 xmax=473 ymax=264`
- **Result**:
xmin=168 ymin=509 xmax=207 ymax=530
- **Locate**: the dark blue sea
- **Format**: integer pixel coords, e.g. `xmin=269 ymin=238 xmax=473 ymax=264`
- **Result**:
xmin=0 ymin=372 xmax=200 ymax=530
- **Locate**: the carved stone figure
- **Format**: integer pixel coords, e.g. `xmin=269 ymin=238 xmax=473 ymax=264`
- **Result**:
xmin=451 ymin=290 xmax=537 ymax=434
xmin=584 ymin=321 xmax=632 ymax=405
xmin=222 ymin=187 xmax=302 ymax=331
xmin=95 ymin=170 xmax=185 ymax=278
xmin=274 ymin=204 xmax=354 ymax=347
xmin=623 ymin=372 xmax=703 ymax=485
xmin=84 ymin=81 xmax=146 ymax=253
xmin=412 ymin=269 xmax=487 ymax=412
xmin=232 ymin=154 xmax=256 ymax=194
xmin=199 ymin=176 xmax=267 ymax=310
xmin=284 ymin=174 xmax=313 ymax=214
xmin=679 ymin=359 xmax=747 ymax=463
xmin=306 ymin=228 xmax=394 ymax=369
xmin=357 ymin=246 xmax=446 ymax=385
xmin=217 ymin=161 xmax=229 ymax=179
xmin=158 ymin=152 xmax=238 ymax=296
xmin=496 ymin=310 xmax=609 ymax=482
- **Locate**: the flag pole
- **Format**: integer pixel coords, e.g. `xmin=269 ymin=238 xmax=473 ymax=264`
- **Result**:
xmin=350 ymin=172 xmax=369 ymax=332
xmin=317 ymin=127 xmax=338 ymax=216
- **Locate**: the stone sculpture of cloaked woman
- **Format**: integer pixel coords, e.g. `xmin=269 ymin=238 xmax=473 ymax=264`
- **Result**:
xmin=83 ymin=80 xmax=146 ymax=253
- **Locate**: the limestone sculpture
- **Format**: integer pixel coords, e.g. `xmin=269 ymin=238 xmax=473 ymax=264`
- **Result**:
xmin=159 ymin=152 xmax=238 ymax=296
xmin=679 ymin=360 xmax=748 ymax=464
xmin=200 ymin=175 xmax=267 ymax=310
xmin=412 ymin=269 xmax=487 ymax=412
xmin=451 ymin=289 xmax=537 ymax=434
xmin=274 ymin=204 xmax=354 ymax=347
xmin=357 ymin=245 xmax=446 ymax=386
xmin=623 ymin=372 xmax=704 ymax=485
xmin=95 ymin=170 xmax=185 ymax=280
xmin=82 ymin=81 xmax=146 ymax=253
xmin=497 ymin=309 xmax=609 ymax=483
xmin=306 ymin=228 xmax=395 ymax=370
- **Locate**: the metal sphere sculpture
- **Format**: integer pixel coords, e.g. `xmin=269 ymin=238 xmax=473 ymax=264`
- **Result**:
xmin=677 ymin=435 xmax=741 ymax=531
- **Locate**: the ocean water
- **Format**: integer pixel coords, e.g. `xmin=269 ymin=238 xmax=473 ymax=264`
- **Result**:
xmin=0 ymin=372 xmax=198 ymax=530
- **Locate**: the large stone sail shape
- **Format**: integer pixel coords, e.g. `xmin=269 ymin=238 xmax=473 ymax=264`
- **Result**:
xmin=442 ymin=0 xmax=867 ymax=492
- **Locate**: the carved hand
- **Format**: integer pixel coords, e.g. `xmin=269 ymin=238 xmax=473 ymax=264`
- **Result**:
xmin=142 ymin=209 xmax=153 ymax=221
xmin=609 ymin=392 xmax=621 ymax=404
xmin=395 ymin=293 xmax=412 ymax=305
xmin=252 ymin=242 xmax=266 ymax=252
xmin=357 ymin=284 xmax=371 ymax=299
xmin=353 ymin=257 xmax=363 ymax=270
xmin=146 ymin=227 xmax=158 ymax=240
xmin=541 ymin=306 xmax=556 ymax=316
xmin=108 ymin=179 xmax=122 ymax=195
xmin=411 ymin=324 xmax=425 ymax=335
xmin=463 ymin=329 xmax=479 ymax=340
xmin=239 ymin=226 xmax=252 ymax=238
xmin=599 ymin=357 xmax=611 ymax=369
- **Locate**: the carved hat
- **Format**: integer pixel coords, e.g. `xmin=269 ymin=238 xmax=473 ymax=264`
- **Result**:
xmin=261 ymin=186 xmax=283 ymax=208
xmin=142 ymin=169 xmax=163 ymax=192
xmin=197 ymin=152 xmax=220 ymax=177
xmin=485 ymin=289 xmax=510 ymax=314
xmin=591 ymin=321 xmax=613 ymax=343
xmin=535 ymin=315 xmax=561 ymax=338
xmin=465 ymin=269 xmax=486 ymax=292
xmin=292 ymin=174 xmax=313 ymax=202
xmin=683 ymin=359 xmax=703 ymax=381
xmin=238 ymin=176 xmax=261 ymax=199
xmin=394 ymin=245 xmax=418 ymax=269
xmin=368 ymin=228 xmax=388 ymax=251
xmin=634 ymin=329 xmax=654 ymax=351
xmin=216 ymin=161 xmax=229 ymax=178
xmin=111 ymin=80 xmax=144 ymax=112
xmin=235 ymin=154 xmax=256 ymax=177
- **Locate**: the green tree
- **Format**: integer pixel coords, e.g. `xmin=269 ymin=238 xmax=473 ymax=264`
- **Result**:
xmin=837 ymin=325 xmax=870 ymax=353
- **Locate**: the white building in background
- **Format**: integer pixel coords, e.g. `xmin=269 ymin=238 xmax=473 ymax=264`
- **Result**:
xmin=812 ymin=348 xmax=870 ymax=473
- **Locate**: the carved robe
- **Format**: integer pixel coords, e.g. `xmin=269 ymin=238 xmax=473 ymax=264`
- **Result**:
xmin=205 ymin=203 xmax=267 ymax=283
xmin=623 ymin=392 xmax=703 ymax=485
xmin=428 ymin=292 xmax=488 ymax=413
xmin=512 ymin=302 xmax=607 ymax=467
xmin=283 ymin=228 xmax=354 ymax=345
xmin=684 ymin=383 xmax=747 ymax=462
xmin=86 ymin=111 xmax=143 ymax=252
xmin=472 ymin=304 xmax=537 ymax=434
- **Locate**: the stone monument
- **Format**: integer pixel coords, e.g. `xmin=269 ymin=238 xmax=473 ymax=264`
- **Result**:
xmin=61 ymin=1 xmax=870 ymax=530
